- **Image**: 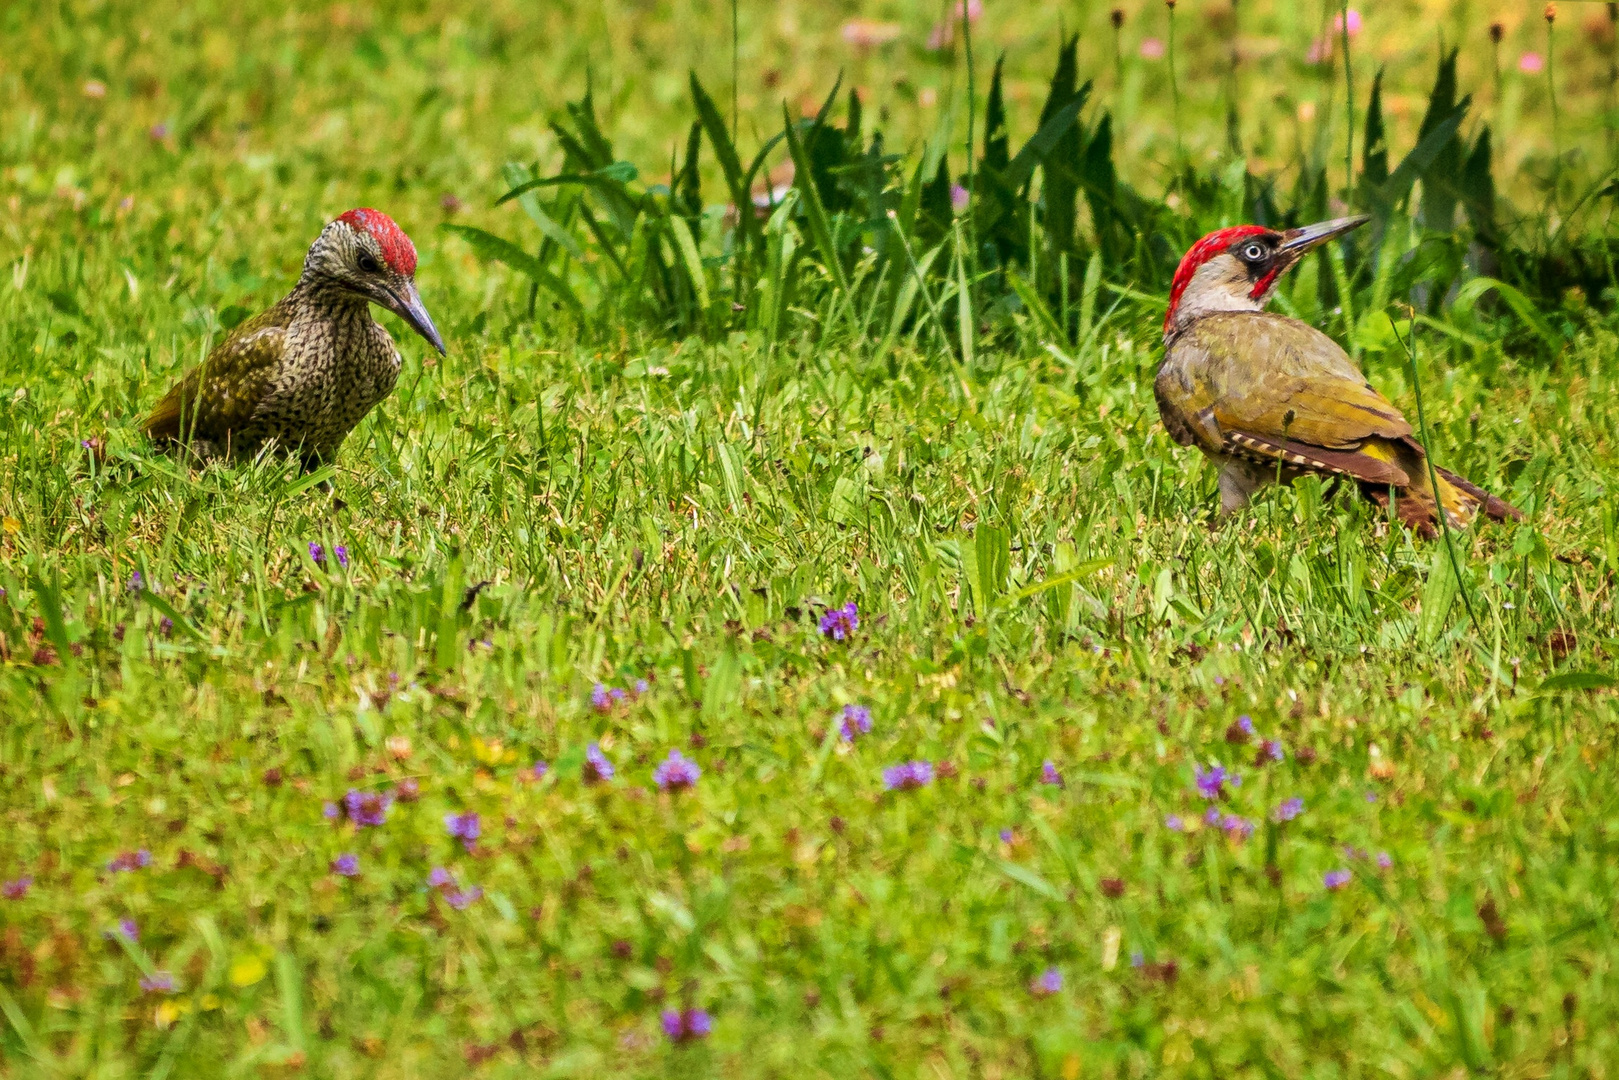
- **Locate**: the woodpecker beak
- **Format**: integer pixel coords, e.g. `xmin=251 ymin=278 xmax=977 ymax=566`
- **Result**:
xmin=389 ymin=281 xmax=446 ymax=356
xmin=1278 ymin=215 xmax=1369 ymax=260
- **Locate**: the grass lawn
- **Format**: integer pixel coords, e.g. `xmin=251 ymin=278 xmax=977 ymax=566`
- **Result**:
xmin=3 ymin=1 xmax=1619 ymax=1076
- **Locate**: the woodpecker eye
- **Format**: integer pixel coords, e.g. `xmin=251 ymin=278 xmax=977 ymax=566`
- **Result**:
xmin=357 ymin=252 xmax=382 ymax=274
xmin=1239 ymin=242 xmax=1268 ymax=263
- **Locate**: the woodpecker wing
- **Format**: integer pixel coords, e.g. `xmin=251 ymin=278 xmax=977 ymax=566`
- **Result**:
xmin=1162 ymin=312 xmax=1425 ymax=487
xmin=144 ymin=307 xmax=289 ymax=447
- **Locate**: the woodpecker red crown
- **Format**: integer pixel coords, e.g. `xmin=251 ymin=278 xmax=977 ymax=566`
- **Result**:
xmin=337 ymin=208 xmax=417 ymax=277
xmin=1163 ymin=225 xmax=1269 ymax=333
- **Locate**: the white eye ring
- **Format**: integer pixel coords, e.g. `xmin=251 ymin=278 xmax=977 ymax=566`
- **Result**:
xmin=1241 ymin=242 xmax=1266 ymax=261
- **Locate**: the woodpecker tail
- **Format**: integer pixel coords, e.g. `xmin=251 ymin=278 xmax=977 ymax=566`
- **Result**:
xmin=1363 ymin=460 xmax=1522 ymax=538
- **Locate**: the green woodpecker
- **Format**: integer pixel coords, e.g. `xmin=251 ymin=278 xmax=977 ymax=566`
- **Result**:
xmin=1154 ymin=216 xmax=1520 ymax=535
xmin=144 ymin=208 xmax=444 ymax=469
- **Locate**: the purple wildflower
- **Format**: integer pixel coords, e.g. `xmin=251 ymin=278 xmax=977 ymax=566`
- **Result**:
xmin=882 ymin=760 xmax=934 ymax=791
xmin=999 ymin=828 xmax=1014 ymax=843
xmin=309 ymin=542 xmax=325 ymax=566
xmin=334 ymin=545 xmax=349 ymax=569
xmin=950 ymin=184 xmax=970 ymax=212
xmin=159 ymin=616 xmax=173 ymax=636
xmin=1203 ymin=806 xmax=1222 ymax=826
xmin=343 ymin=788 xmax=392 ymax=827
xmin=1029 ymin=967 xmax=1063 ymax=996
xmin=444 ymin=811 xmax=481 ymax=850
xmin=653 ymin=751 xmax=701 ymax=792
xmin=634 ymin=679 xmax=650 ymax=695
xmin=1323 ymin=869 xmax=1352 ymax=891
xmin=1365 ymin=790 xmax=1379 ymax=803
xmin=1273 ymin=797 xmax=1304 ymax=822
xmin=139 ymin=972 xmax=176 ymax=994
xmin=1220 ymin=814 xmax=1255 ymax=840
xmin=1163 ymin=814 xmax=1184 ymax=832
xmin=590 ymin=684 xmax=613 ymax=712
xmin=584 ymin=743 xmax=614 ymax=783
xmin=445 ymin=884 xmax=483 ymax=910
xmin=323 ymin=801 xmax=340 ymax=820
xmin=128 ymin=571 xmax=144 ymax=594
xmin=110 ymin=917 xmax=139 ymax=942
xmin=818 ymin=601 xmax=859 ymax=641
xmin=1256 ymin=739 xmax=1285 ymax=765
xmin=1376 ymin=851 xmax=1393 ymax=869
xmin=428 ymin=867 xmax=482 ymax=909
xmin=661 ymin=1008 xmax=712 ymax=1043
xmin=108 ymin=849 xmax=152 ymax=873
xmin=530 ymin=761 xmax=550 ymax=781
xmin=1236 ymin=715 xmax=1254 ymax=736
xmin=839 ymin=704 xmax=873 ymax=741
xmin=1194 ymin=764 xmax=1239 ymax=799
xmin=1130 ymin=950 xmax=1145 ymax=968
xmin=331 ymin=853 xmax=360 ymax=877
xmin=1040 ymin=760 xmax=1063 ymax=788
xmin=2 ymin=876 xmax=33 ymax=900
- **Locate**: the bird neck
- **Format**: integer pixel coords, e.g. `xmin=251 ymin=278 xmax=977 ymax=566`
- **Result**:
xmin=285 ymin=275 xmax=374 ymax=321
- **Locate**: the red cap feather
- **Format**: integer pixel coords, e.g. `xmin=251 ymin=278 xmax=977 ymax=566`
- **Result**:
xmin=1163 ymin=225 xmax=1268 ymax=334
xmin=337 ymin=208 xmax=417 ymax=277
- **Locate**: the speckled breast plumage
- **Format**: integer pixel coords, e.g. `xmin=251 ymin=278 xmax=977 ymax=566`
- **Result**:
xmin=239 ymin=299 xmax=402 ymax=460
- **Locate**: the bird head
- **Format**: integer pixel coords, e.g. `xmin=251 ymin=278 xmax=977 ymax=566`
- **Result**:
xmin=1162 ymin=215 xmax=1368 ymax=341
xmin=305 ymin=208 xmax=445 ymax=355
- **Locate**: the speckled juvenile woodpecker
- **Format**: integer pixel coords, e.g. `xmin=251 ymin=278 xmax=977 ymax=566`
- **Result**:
xmin=144 ymin=208 xmax=444 ymax=469
xmin=1154 ymin=216 xmax=1520 ymax=536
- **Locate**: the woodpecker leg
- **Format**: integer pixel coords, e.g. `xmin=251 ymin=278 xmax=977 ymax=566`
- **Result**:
xmin=1216 ymin=459 xmax=1270 ymax=516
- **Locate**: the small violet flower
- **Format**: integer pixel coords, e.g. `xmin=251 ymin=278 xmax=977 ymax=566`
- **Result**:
xmin=1256 ymin=739 xmax=1285 ymax=765
xmin=428 ymin=867 xmax=482 ymax=909
xmin=1203 ymin=806 xmax=1222 ymax=826
xmin=999 ymin=828 xmax=1014 ymax=843
xmin=309 ymin=541 xmax=325 ymax=566
xmin=1029 ymin=967 xmax=1063 ymax=997
xmin=882 ymin=760 xmax=934 ymax=791
xmin=1040 ymin=760 xmax=1063 ymax=788
xmin=1519 ymin=51 xmax=1545 ymax=74
xmin=634 ymin=678 xmax=650 ymax=696
xmin=331 ymin=853 xmax=360 ymax=878
xmin=818 ymin=601 xmax=859 ymax=641
xmin=530 ymin=761 xmax=550 ymax=781
xmin=1194 ymin=764 xmax=1239 ymax=799
xmin=1273 ymin=797 xmax=1304 ymax=823
xmin=444 ymin=811 xmax=481 ymax=851
xmin=1221 ymin=814 xmax=1255 ymax=840
xmin=334 ymin=545 xmax=349 ymax=570
xmin=839 ymin=704 xmax=873 ymax=742
xmin=343 ymin=788 xmax=393 ymax=827
xmin=2 ymin=876 xmax=33 ymax=900
xmin=1163 ymin=814 xmax=1184 ymax=832
xmin=653 ymin=751 xmax=701 ymax=792
xmin=590 ymin=683 xmax=613 ymax=712
xmin=128 ymin=571 xmax=144 ymax=594
xmin=661 ymin=1008 xmax=712 ymax=1043
xmin=108 ymin=917 xmax=139 ymax=942
xmin=1376 ymin=851 xmax=1393 ymax=869
xmin=108 ymin=849 xmax=152 ymax=873
xmin=1324 ymin=869 xmax=1352 ymax=891
xmin=584 ymin=743 xmax=615 ymax=784
xmin=140 ymin=972 xmax=176 ymax=994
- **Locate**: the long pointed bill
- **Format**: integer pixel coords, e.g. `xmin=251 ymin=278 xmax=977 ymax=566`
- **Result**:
xmin=1278 ymin=215 xmax=1370 ymax=257
xmin=389 ymin=281 xmax=446 ymax=356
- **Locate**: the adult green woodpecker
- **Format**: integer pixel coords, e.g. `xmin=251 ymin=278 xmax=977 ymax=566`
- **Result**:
xmin=144 ymin=208 xmax=445 ymax=469
xmin=1154 ymin=216 xmax=1520 ymax=535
